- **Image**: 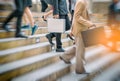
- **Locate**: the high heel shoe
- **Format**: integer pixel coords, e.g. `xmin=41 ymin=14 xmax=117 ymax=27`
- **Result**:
xmin=67 ymin=34 xmax=74 ymax=41
xmin=42 ymin=16 xmax=47 ymax=21
xmin=67 ymin=34 xmax=75 ymax=44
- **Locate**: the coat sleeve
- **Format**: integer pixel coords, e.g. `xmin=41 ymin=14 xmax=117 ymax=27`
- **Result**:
xmin=75 ymin=1 xmax=93 ymax=27
xmin=52 ymin=0 xmax=59 ymax=15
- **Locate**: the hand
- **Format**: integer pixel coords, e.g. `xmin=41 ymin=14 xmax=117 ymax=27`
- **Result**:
xmin=53 ymin=15 xmax=59 ymax=19
xmin=88 ymin=24 xmax=96 ymax=29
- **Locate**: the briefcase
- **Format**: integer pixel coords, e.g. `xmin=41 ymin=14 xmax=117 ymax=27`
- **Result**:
xmin=47 ymin=18 xmax=65 ymax=33
xmin=81 ymin=27 xmax=106 ymax=47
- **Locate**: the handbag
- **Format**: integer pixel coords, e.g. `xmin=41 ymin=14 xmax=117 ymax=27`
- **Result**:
xmin=47 ymin=18 xmax=65 ymax=33
xmin=81 ymin=27 xmax=107 ymax=47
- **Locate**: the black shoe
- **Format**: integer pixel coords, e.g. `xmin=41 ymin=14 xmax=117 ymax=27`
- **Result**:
xmin=67 ymin=34 xmax=74 ymax=41
xmin=46 ymin=34 xmax=54 ymax=45
xmin=2 ymin=25 xmax=10 ymax=32
xmin=59 ymin=56 xmax=71 ymax=64
xmin=56 ymin=48 xmax=65 ymax=52
xmin=42 ymin=16 xmax=47 ymax=21
xmin=76 ymin=71 xmax=89 ymax=74
xmin=15 ymin=34 xmax=28 ymax=38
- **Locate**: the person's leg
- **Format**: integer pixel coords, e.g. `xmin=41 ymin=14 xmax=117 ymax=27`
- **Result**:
xmin=75 ymin=34 xmax=86 ymax=74
xmin=2 ymin=11 xmax=16 ymax=31
xmin=23 ymin=13 xmax=29 ymax=25
xmin=55 ymin=33 xmax=64 ymax=52
xmin=24 ymin=7 xmax=34 ymax=27
xmin=40 ymin=0 xmax=48 ymax=12
xmin=15 ymin=0 xmax=27 ymax=38
xmin=60 ymin=46 xmax=76 ymax=63
xmin=46 ymin=33 xmax=55 ymax=46
xmin=24 ymin=7 xmax=38 ymax=35
xmin=65 ymin=15 xmax=71 ymax=31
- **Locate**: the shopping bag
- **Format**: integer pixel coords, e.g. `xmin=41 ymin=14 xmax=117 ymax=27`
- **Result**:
xmin=81 ymin=27 xmax=106 ymax=47
xmin=47 ymin=18 xmax=65 ymax=33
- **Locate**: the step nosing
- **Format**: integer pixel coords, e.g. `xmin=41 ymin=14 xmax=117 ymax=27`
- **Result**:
xmin=0 ymin=34 xmax=47 ymax=42
xmin=0 ymin=42 xmax=49 ymax=56
xmin=0 ymin=52 xmax=58 ymax=74
xmin=0 ymin=39 xmax=70 ymax=56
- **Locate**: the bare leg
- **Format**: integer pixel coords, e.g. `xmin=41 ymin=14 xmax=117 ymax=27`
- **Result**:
xmin=23 ymin=13 xmax=29 ymax=25
xmin=24 ymin=7 xmax=34 ymax=27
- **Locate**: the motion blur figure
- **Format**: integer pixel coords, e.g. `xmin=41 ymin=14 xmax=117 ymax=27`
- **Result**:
xmin=107 ymin=0 xmax=120 ymax=51
xmin=2 ymin=0 xmax=28 ymax=38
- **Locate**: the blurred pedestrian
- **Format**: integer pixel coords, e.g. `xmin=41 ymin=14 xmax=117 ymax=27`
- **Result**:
xmin=2 ymin=0 xmax=28 ymax=38
xmin=22 ymin=0 xmax=38 ymax=35
xmin=46 ymin=0 xmax=71 ymax=52
xmin=59 ymin=0 xmax=96 ymax=74
xmin=107 ymin=0 xmax=120 ymax=51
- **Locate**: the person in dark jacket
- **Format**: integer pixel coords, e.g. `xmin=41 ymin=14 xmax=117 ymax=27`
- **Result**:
xmin=46 ymin=0 xmax=71 ymax=52
xmin=2 ymin=0 xmax=28 ymax=38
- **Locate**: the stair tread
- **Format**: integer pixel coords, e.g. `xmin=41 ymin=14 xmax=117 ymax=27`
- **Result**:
xmin=0 ymin=51 xmax=61 ymax=74
xmin=0 ymin=38 xmax=70 ymax=56
xmin=12 ymin=61 xmax=70 ymax=81
xmin=0 ymin=45 xmax=104 ymax=75
xmin=0 ymin=27 xmax=47 ymax=32
xmin=12 ymin=51 xmax=120 ymax=81
xmin=57 ymin=53 xmax=120 ymax=81
xmin=92 ymin=61 xmax=120 ymax=81
xmin=0 ymin=33 xmax=47 ymax=42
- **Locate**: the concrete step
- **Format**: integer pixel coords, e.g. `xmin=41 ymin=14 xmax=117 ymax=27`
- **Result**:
xmin=0 ymin=27 xmax=48 ymax=38
xmin=11 ymin=46 xmax=120 ymax=81
xmin=0 ymin=38 xmax=73 ymax=64
xmin=57 ymin=52 xmax=120 ymax=81
xmin=0 ymin=33 xmax=67 ymax=50
xmin=0 ymin=45 xmax=106 ymax=81
xmin=0 ymin=46 xmax=78 ymax=81
xmin=0 ymin=11 xmax=46 ymax=17
xmin=91 ymin=60 xmax=120 ymax=81
xmin=0 ymin=51 xmax=61 ymax=81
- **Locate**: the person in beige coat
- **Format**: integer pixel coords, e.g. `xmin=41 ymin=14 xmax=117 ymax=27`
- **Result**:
xmin=59 ymin=0 xmax=96 ymax=74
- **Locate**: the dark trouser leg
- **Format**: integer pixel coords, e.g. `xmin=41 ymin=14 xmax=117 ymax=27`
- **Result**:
xmin=59 ymin=15 xmax=71 ymax=31
xmin=68 ymin=0 xmax=71 ymax=13
xmin=46 ymin=33 xmax=55 ymax=45
xmin=71 ymin=10 xmax=74 ymax=23
xmin=55 ymin=33 xmax=62 ymax=48
xmin=3 ymin=11 xmax=16 ymax=26
xmin=65 ymin=15 xmax=71 ymax=31
xmin=40 ymin=0 xmax=48 ymax=12
xmin=14 ymin=0 xmax=25 ymax=35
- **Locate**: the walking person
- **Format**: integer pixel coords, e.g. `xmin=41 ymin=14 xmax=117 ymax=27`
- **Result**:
xmin=107 ymin=0 xmax=120 ymax=51
xmin=46 ymin=0 xmax=71 ymax=52
xmin=2 ymin=0 xmax=28 ymax=38
xmin=22 ymin=0 xmax=38 ymax=35
xmin=59 ymin=0 xmax=96 ymax=74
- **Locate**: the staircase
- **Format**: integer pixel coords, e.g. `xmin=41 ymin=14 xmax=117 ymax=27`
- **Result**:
xmin=0 ymin=2 xmax=120 ymax=81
